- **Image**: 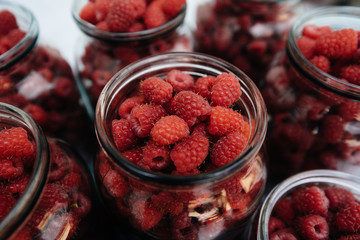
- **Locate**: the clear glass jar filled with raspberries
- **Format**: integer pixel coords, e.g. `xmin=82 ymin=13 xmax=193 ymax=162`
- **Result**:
xmin=194 ymin=0 xmax=301 ymax=85
xmin=0 ymin=1 xmax=89 ymax=150
xmin=72 ymin=0 xmax=193 ymax=119
xmin=94 ymin=52 xmax=268 ymax=239
xmin=0 ymin=103 xmax=95 ymax=240
xmin=250 ymin=170 xmax=360 ymax=240
xmin=261 ymin=6 xmax=360 ymax=181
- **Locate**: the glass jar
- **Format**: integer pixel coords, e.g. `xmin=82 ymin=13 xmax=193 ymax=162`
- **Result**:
xmin=0 ymin=103 xmax=94 ymax=239
xmin=261 ymin=7 xmax=360 ymax=181
xmin=94 ymin=52 xmax=268 ymax=239
xmin=252 ymin=170 xmax=360 ymax=239
xmin=193 ymin=0 xmax=301 ymax=85
xmin=0 ymin=1 xmax=89 ymax=146
xmin=72 ymin=0 xmax=194 ymax=119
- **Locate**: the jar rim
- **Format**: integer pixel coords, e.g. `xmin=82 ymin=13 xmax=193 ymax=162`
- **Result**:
xmin=287 ymin=6 xmax=360 ymax=100
xmin=0 ymin=103 xmax=49 ymax=239
xmin=257 ymin=170 xmax=360 ymax=240
xmin=232 ymin=0 xmax=299 ymax=5
xmin=71 ymin=0 xmax=186 ymax=42
xmin=95 ymin=52 xmax=267 ymax=187
xmin=0 ymin=1 xmax=39 ymax=71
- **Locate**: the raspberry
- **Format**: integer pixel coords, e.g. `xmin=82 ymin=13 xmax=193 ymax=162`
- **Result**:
xmin=91 ymin=69 xmax=112 ymax=87
xmin=60 ymin=172 xmax=82 ymax=193
xmin=191 ymin=122 xmax=208 ymax=137
xmin=211 ymin=72 xmax=241 ymax=107
xmin=106 ymin=0 xmax=136 ymax=32
xmin=0 ymin=127 xmax=34 ymax=157
xmin=38 ymin=183 xmax=70 ymax=211
xmin=270 ymin=228 xmax=298 ymax=240
xmin=310 ymin=55 xmax=330 ymax=73
xmin=292 ymin=186 xmax=329 ymax=216
xmin=112 ymin=118 xmax=137 ymax=151
xmin=297 ymin=36 xmax=316 ymax=59
xmin=269 ymin=217 xmax=285 ymax=234
xmin=0 ymin=10 xmax=18 ymax=36
xmin=170 ymin=134 xmax=209 ymax=173
xmin=211 ymin=131 xmax=248 ymax=167
xmin=53 ymin=77 xmax=74 ymax=97
xmin=166 ymin=69 xmax=195 ymax=93
xmin=11 ymin=227 xmax=32 ymax=240
xmin=336 ymin=203 xmax=360 ymax=233
xmin=141 ymin=77 xmax=173 ymax=105
xmin=296 ymin=214 xmax=329 ymax=240
xmin=23 ymin=104 xmax=48 ymax=125
xmin=324 ymin=187 xmax=356 ymax=211
xmin=169 ymin=91 xmax=211 ymax=127
xmin=130 ymin=0 xmax=147 ymax=19
xmin=143 ymin=0 xmax=167 ymax=29
xmin=296 ymin=94 xmax=328 ymax=121
xmin=79 ymin=2 xmax=97 ymax=24
xmin=0 ymin=187 xmax=16 ymax=221
xmin=6 ymin=29 xmax=26 ymax=48
xmin=150 ymin=115 xmax=189 ymax=145
xmin=121 ymin=147 xmax=143 ymax=164
xmin=193 ymin=75 xmax=217 ymax=100
xmin=103 ymin=168 xmax=128 ymax=198
xmin=302 ymin=24 xmax=332 ymax=40
xmin=95 ymin=0 xmax=111 ymax=22
xmin=129 ymin=104 xmax=166 ymax=138
xmin=339 ymin=234 xmax=360 ymax=240
xmin=341 ymin=65 xmax=360 ymax=85
xmin=316 ymin=29 xmax=358 ymax=59
xmin=207 ymin=106 xmax=244 ymax=136
xmin=337 ymin=99 xmax=360 ymax=121
xmin=5 ymin=173 xmax=30 ymax=195
xmin=127 ymin=21 xmax=145 ymax=32
xmin=132 ymin=198 xmax=163 ymax=231
xmin=319 ymin=115 xmax=344 ymax=144
xmin=70 ymin=192 xmax=92 ymax=217
xmin=143 ymin=140 xmax=171 ymax=170
xmin=162 ymin=0 xmax=186 ymax=18
xmin=247 ymin=39 xmax=267 ymax=56
xmin=96 ymin=21 xmax=110 ymax=31
xmin=0 ymin=157 xmax=24 ymax=180
xmin=48 ymin=142 xmax=69 ymax=181
xmin=151 ymin=192 xmax=183 ymax=215
xmin=118 ymin=95 xmax=146 ymax=119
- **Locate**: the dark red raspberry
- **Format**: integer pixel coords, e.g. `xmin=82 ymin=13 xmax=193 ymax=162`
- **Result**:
xmin=143 ymin=140 xmax=171 ymax=170
xmin=338 ymin=234 xmax=360 ymax=240
xmin=91 ymin=69 xmax=112 ymax=88
xmin=141 ymin=77 xmax=173 ymax=105
xmin=169 ymin=90 xmax=211 ymax=127
xmin=319 ymin=115 xmax=344 ymax=144
xmin=150 ymin=192 xmax=183 ymax=215
xmin=211 ymin=131 xmax=248 ymax=167
xmin=207 ymin=106 xmax=244 ymax=136
xmin=11 ymin=227 xmax=32 ymax=240
xmin=296 ymin=94 xmax=328 ymax=121
xmin=292 ymin=186 xmax=329 ymax=216
xmin=296 ymin=214 xmax=329 ymax=240
xmin=270 ymin=228 xmax=298 ymax=240
xmin=60 ymin=172 xmax=82 ymax=193
xmin=166 ymin=69 xmax=195 ymax=93
xmin=127 ymin=21 xmax=145 ymax=32
xmin=129 ymin=104 xmax=167 ymax=138
xmin=79 ymin=2 xmax=97 ymax=24
xmin=6 ymin=29 xmax=26 ymax=48
xmin=297 ymin=36 xmax=316 ymax=59
xmin=118 ymin=95 xmax=146 ymax=119
xmin=170 ymin=134 xmax=209 ymax=173
xmin=103 ymin=168 xmax=128 ymax=198
xmin=0 ymin=157 xmax=24 ymax=180
xmin=269 ymin=217 xmax=285 ymax=234
xmin=23 ymin=104 xmax=48 ymax=126
xmin=310 ymin=55 xmax=330 ymax=73
xmin=211 ymin=72 xmax=241 ymax=107
xmin=121 ymin=147 xmax=143 ymax=164
xmin=336 ymin=203 xmax=360 ymax=233
xmin=150 ymin=115 xmax=189 ymax=145
xmin=337 ymin=99 xmax=360 ymax=121
xmin=324 ymin=187 xmax=356 ymax=211
xmin=143 ymin=0 xmax=167 ymax=29
xmin=341 ymin=65 xmax=360 ymax=85
xmin=106 ymin=0 xmax=136 ymax=32
xmin=193 ymin=75 xmax=217 ymax=100
xmin=0 ymin=10 xmax=18 ymax=36
xmin=5 ymin=172 xmax=30 ymax=195
xmin=191 ymin=122 xmax=208 ymax=137
xmin=130 ymin=0 xmax=147 ymax=19
xmin=0 ymin=187 xmax=16 ymax=221
xmin=112 ymin=118 xmax=137 ymax=151
xmin=70 ymin=192 xmax=92 ymax=217
xmin=302 ymin=24 xmax=332 ymax=40
xmin=38 ymin=183 xmax=70 ymax=211
xmin=162 ymin=0 xmax=186 ymax=18
xmin=0 ymin=127 xmax=34 ymax=157
xmin=48 ymin=142 xmax=70 ymax=181
xmin=132 ymin=198 xmax=163 ymax=231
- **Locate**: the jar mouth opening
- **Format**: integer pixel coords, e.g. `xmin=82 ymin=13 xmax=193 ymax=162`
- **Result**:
xmin=0 ymin=1 xmax=39 ymax=71
xmin=257 ymin=170 xmax=360 ymax=240
xmin=95 ymin=52 xmax=267 ymax=187
xmin=233 ymin=0 xmax=298 ymax=5
xmin=0 ymin=103 xmax=49 ymax=238
xmin=287 ymin=6 xmax=360 ymax=100
xmin=71 ymin=0 xmax=186 ymax=42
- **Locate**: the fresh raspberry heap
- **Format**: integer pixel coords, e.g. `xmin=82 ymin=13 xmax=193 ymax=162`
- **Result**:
xmin=79 ymin=0 xmax=186 ymax=32
xmin=269 ymin=184 xmax=360 ymax=239
xmin=0 ymin=10 xmax=24 ymax=54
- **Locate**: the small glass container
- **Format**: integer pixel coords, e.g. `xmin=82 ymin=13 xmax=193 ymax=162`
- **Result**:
xmin=0 ymin=103 xmax=94 ymax=240
xmin=194 ymin=0 xmax=301 ymax=84
xmin=72 ymin=0 xmax=193 ymax=119
xmin=261 ymin=6 xmax=360 ymax=181
xmin=94 ymin=52 xmax=268 ymax=239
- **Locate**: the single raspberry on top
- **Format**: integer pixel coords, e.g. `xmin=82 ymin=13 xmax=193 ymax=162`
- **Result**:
xmin=166 ymin=69 xmax=195 ymax=93
xmin=211 ymin=72 xmax=241 ymax=107
xmin=291 ymin=186 xmax=329 ymax=216
xmin=296 ymin=214 xmax=329 ymax=240
xmin=106 ymin=0 xmax=136 ymax=32
xmin=207 ymin=106 xmax=244 ymax=136
xmin=143 ymin=0 xmax=167 ymax=29
xmin=141 ymin=77 xmax=173 ymax=105
xmin=310 ymin=55 xmax=330 ymax=73
xmin=335 ymin=203 xmax=360 ymax=234
xmin=150 ymin=115 xmax=189 ymax=145
xmin=111 ymin=118 xmax=137 ymax=151
xmin=324 ymin=186 xmax=356 ymax=211
xmin=0 ymin=10 xmax=18 ymax=36
xmin=193 ymin=75 xmax=217 ymax=100
xmin=0 ymin=127 xmax=34 ymax=158
xmin=162 ymin=0 xmax=186 ymax=18
xmin=341 ymin=65 xmax=360 ymax=85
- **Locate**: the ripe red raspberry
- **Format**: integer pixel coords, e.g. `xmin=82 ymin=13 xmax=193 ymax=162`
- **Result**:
xmin=103 ymin=168 xmax=128 ymax=198
xmin=310 ymin=55 xmax=330 ymax=73
xmin=324 ymin=187 xmax=356 ymax=211
xmin=48 ymin=142 xmax=70 ymax=181
xmin=121 ymin=147 xmax=143 ymax=164
xmin=0 ymin=127 xmax=34 ymax=157
xmin=291 ymin=186 xmax=329 ymax=216
xmin=169 ymin=91 xmax=211 ymax=127
xmin=143 ymin=140 xmax=171 ymax=170
xmin=319 ymin=115 xmax=344 ymax=144
xmin=112 ymin=119 xmax=137 ymax=151
xmin=95 ymin=0 xmax=111 ymax=22
xmin=150 ymin=115 xmax=189 ymax=145
xmin=5 ymin=172 xmax=30 ymax=195
xmin=141 ymin=77 xmax=173 ymax=105
xmin=268 ymin=217 xmax=285 ymax=235
xmin=207 ymin=106 xmax=244 ymax=136
xmin=0 ymin=187 xmax=16 ymax=221
xmin=270 ymin=228 xmax=298 ymax=240
xmin=0 ymin=157 xmax=24 ymax=180
xmin=193 ymin=75 xmax=217 ymax=100
xmin=6 ymin=29 xmax=26 ymax=48
xmin=297 ymin=94 xmax=328 ymax=121
xmin=151 ymin=192 xmax=183 ymax=215
xmin=338 ymin=234 xmax=360 ymax=240
xmin=132 ymin=198 xmax=163 ymax=231
xmin=118 ymin=95 xmax=146 ymax=119
xmin=211 ymin=72 xmax=241 ymax=107
xmin=61 ymin=172 xmax=82 ymax=192
xmin=0 ymin=10 xmax=18 ymax=36
xmin=79 ymin=2 xmax=97 ymax=24
xmin=211 ymin=131 xmax=248 ymax=167
xmin=338 ymin=99 xmax=360 ymax=121
xmin=130 ymin=0 xmax=147 ymax=19
xmin=296 ymin=214 xmax=329 ymax=240
xmin=297 ymin=36 xmax=316 ymax=59
xmin=91 ymin=69 xmax=112 ymax=88
xmin=166 ymin=69 xmax=195 ymax=93
xmin=71 ymin=192 xmax=92 ymax=217
xmin=106 ymin=0 xmax=136 ymax=32
xmin=191 ymin=122 xmax=208 ymax=137
xmin=302 ymin=24 xmax=332 ymax=40
xmin=336 ymin=203 xmax=360 ymax=233
xmin=170 ymin=134 xmax=209 ymax=173
xmin=23 ymin=104 xmax=48 ymax=125
xmin=316 ymin=28 xmax=358 ymax=59
xmin=128 ymin=21 xmax=145 ymax=32
xmin=162 ymin=0 xmax=186 ymax=18
xmin=341 ymin=65 xmax=360 ymax=85
xmin=38 ymin=183 xmax=70 ymax=211
xmin=143 ymin=0 xmax=167 ymax=29
xmin=129 ymin=104 xmax=167 ymax=138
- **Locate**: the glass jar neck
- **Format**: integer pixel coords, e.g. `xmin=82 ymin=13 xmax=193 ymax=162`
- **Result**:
xmin=0 ymin=1 xmax=39 ymax=71
xmin=286 ymin=6 xmax=360 ymax=101
xmin=0 ymin=103 xmax=49 ymax=239
xmin=95 ymin=52 xmax=267 ymax=188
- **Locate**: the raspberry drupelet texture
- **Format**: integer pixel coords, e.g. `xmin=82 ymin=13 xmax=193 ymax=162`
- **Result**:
xmin=292 ymin=186 xmax=329 ymax=216
xmin=112 ymin=118 xmax=137 ymax=151
xmin=106 ymin=0 xmax=136 ymax=32
xmin=166 ymin=69 xmax=195 ymax=93
xmin=150 ymin=115 xmax=189 ymax=145
xmin=211 ymin=72 xmax=242 ymax=107
xmin=207 ymin=106 xmax=244 ymax=136
xmin=141 ymin=77 xmax=173 ymax=105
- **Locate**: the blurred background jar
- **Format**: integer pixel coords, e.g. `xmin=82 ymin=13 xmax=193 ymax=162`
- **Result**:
xmin=94 ymin=52 xmax=268 ymax=239
xmin=261 ymin=6 xmax=360 ymax=182
xmin=72 ymin=0 xmax=193 ymax=119
xmin=193 ymin=0 xmax=301 ymax=85
xmin=0 ymin=103 xmax=95 ymax=240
